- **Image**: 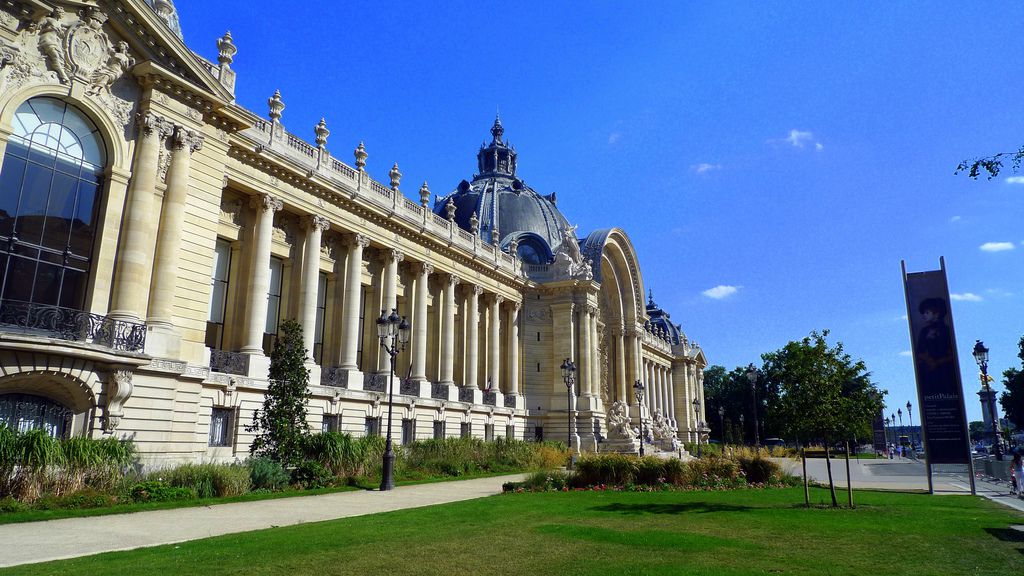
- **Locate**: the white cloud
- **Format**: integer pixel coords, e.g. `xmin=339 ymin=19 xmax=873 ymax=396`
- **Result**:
xmin=980 ymin=242 xmax=1015 ymax=252
xmin=950 ymin=293 xmax=983 ymax=302
xmin=894 ymin=314 xmax=908 ymax=321
xmin=1005 ymin=176 xmax=1024 ymax=184
xmin=702 ymin=285 xmax=740 ymax=299
xmin=784 ymin=129 xmax=814 ymax=148
xmin=691 ymin=163 xmax=721 ymax=174
xmin=607 ymin=132 xmax=621 ymax=145
xmin=815 ymin=142 xmax=824 ymax=151
xmin=949 ymin=215 xmax=961 ymax=223
xmin=899 ymin=350 xmax=912 ymax=357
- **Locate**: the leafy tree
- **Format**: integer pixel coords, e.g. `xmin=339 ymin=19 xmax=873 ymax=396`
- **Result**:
xmin=968 ymin=421 xmax=987 ymax=443
xmin=703 ymin=365 xmax=758 ymax=444
xmin=247 ymin=319 xmax=311 ymax=466
xmin=761 ymin=330 xmax=884 ymax=507
xmin=955 ymin=147 xmax=1024 ymax=180
xmin=999 ymin=335 xmax=1024 ymax=431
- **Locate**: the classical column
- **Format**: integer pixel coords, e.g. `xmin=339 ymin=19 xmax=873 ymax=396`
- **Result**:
xmin=339 ymin=234 xmax=369 ymax=370
xmin=411 ymin=262 xmax=433 ymax=383
xmin=377 ymin=249 xmax=404 ymax=373
xmin=668 ymin=369 xmax=676 ymax=425
xmin=439 ymin=274 xmax=460 ymax=385
xmin=615 ymin=327 xmax=627 ymax=403
xmin=110 ymin=111 xmax=172 ymax=321
xmin=589 ymin=309 xmax=600 ymax=399
xmin=488 ymin=295 xmax=502 ymax=390
xmin=580 ymin=306 xmax=592 ymax=396
xmin=508 ymin=302 xmax=520 ymax=395
xmin=240 ymin=194 xmax=283 ymax=354
xmin=465 ymin=285 xmax=482 ymax=389
xmin=698 ymin=368 xmax=706 ymax=422
xmin=299 ymin=215 xmax=330 ymax=361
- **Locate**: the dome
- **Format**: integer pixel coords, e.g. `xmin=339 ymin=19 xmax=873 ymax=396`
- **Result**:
xmin=433 ymin=117 xmax=572 ymax=265
xmin=645 ymin=291 xmax=685 ymax=346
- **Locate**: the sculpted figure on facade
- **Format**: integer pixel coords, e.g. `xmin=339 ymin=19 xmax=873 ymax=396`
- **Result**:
xmin=87 ymin=40 xmax=134 ymax=96
xmin=651 ymin=408 xmax=673 ymax=441
xmin=606 ymin=400 xmax=637 ymax=440
xmin=552 ymin=225 xmax=594 ymax=280
xmin=38 ymin=8 xmax=69 ymax=83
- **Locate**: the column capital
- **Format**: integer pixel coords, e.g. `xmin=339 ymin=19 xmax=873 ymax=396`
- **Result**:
xmin=512 ymin=301 xmax=521 ymax=313
xmin=416 ymin=262 xmax=434 ymax=276
xmin=346 ymin=232 xmax=371 ymax=248
xmin=493 ymin=294 xmax=504 ymax=306
xmin=171 ymin=126 xmax=204 ymax=153
xmin=471 ymin=285 xmax=484 ymax=297
xmin=447 ymin=273 xmax=461 ymax=287
xmin=302 ymin=214 xmax=331 ymax=232
xmin=137 ymin=111 xmax=174 ymax=139
xmin=387 ymin=249 xmax=405 ymax=263
xmin=251 ymin=193 xmax=283 ymax=213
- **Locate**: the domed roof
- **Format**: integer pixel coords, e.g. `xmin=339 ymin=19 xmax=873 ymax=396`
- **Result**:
xmin=645 ymin=291 xmax=685 ymax=346
xmin=433 ymin=117 xmax=572 ymax=265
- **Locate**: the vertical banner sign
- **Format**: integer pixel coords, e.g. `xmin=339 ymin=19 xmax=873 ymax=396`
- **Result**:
xmin=872 ymin=411 xmax=887 ymax=453
xmin=902 ymin=261 xmax=971 ymax=465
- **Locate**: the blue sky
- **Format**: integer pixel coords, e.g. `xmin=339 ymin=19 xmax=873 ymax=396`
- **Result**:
xmin=178 ymin=2 xmax=1024 ymax=423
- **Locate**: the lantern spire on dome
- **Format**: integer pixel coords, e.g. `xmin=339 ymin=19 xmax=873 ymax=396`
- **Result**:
xmin=490 ymin=114 xmax=504 ymax=144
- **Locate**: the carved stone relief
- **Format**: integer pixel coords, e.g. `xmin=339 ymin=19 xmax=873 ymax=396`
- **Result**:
xmin=219 ymin=197 xmax=243 ymax=226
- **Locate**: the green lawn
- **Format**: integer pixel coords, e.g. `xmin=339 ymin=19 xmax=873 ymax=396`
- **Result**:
xmin=3 ymin=487 xmax=1022 ymax=576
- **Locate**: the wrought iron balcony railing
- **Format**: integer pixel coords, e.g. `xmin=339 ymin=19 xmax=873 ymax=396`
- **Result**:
xmin=209 ymin=349 xmax=250 ymax=376
xmin=0 ymin=299 xmax=146 ymax=353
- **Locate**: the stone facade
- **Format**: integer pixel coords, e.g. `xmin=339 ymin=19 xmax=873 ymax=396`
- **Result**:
xmin=0 ymin=0 xmax=707 ymax=468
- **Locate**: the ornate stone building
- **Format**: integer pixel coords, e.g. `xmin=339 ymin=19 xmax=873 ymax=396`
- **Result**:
xmin=0 ymin=0 xmax=706 ymax=466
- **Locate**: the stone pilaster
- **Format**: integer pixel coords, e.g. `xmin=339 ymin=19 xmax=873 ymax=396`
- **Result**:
xmin=240 ymin=193 xmax=283 ymax=356
xmin=376 ymin=249 xmax=404 ymax=374
xmin=299 ymin=215 xmax=330 ymax=361
xmin=340 ymin=233 xmax=369 ymax=371
xmin=439 ymin=274 xmax=460 ymax=386
xmin=465 ymin=285 xmax=482 ymax=389
xmin=488 ymin=295 xmax=502 ymax=391
xmin=110 ymin=111 xmax=173 ymax=322
xmin=411 ymin=262 xmax=433 ymax=383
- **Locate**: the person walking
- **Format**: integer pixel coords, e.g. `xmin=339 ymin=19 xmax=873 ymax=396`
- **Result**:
xmin=1012 ymin=451 xmax=1023 ymax=500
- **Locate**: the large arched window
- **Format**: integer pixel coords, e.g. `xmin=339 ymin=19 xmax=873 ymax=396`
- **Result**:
xmin=0 ymin=98 xmax=105 ymax=310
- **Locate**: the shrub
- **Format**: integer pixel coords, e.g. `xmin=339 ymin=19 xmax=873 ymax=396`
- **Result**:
xmin=158 ymin=463 xmax=251 ymax=498
xmin=684 ymin=442 xmax=721 ymax=457
xmin=515 ymin=470 xmax=572 ymax=491
xmin=683 ymin=455 xmax=744 ymax=489
xmin=34 ymin=489 xmax=117 ymax=510
xmin=291 ymin=460 xmax=332 ymax=489
xmin=735 ymin=454 xmax=781 ymax=485
xmin=130 ymin=481 xmax=194 ymax=503
xmin=574 ymin=453 xmax=640 ymax=486
xmin=0 ymin=496 xmax=26 ymax=513
xmin=532 ymin=442 xmax=570 ymax=470
xmin=248 ymin=457 xmax=290 ymax=491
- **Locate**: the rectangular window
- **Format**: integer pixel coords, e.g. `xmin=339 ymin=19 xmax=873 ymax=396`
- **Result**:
xmin=364 ymin=416 xmax=380 ymax=437
xmin=484 ymin=423 xmax=494 ymax=442
xmin=263 ymin=257 xmax=284 ymax=355
xmin=322 ymin=413 xmax=341 ymax=433
xmin=205 ymin=239 xmax=231 ymax=350
xmin=536 ymin=332 xmax=540 ymax=341
xmin=402 ymin=418 xmax=415 ymax=444
xmin=356 ymin=287 xmax=366 ymax=371
xmin=534 ymin=426 xmax=544 ymax=442
xmin=313 ymin=272 xmax=328 ymax=364
xmin=208 ymin=407 xmax=234 ymax=447
xmin=460 ymin=422 xmax=471 ymax=439
xmin=506 ymin=425 xmax=514 ymax=440
xmin=537 ymin=363 xmax=541 ymax=373
xmin=433 ymin=420 xmax=445 ymax=440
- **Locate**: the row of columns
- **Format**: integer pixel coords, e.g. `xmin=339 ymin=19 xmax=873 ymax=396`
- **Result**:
xmin=642 ymin=359 xmax=676 ymax=425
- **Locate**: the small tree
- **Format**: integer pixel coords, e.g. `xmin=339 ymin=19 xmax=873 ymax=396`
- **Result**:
xmin=762 ymin=330 xmax=884 ymax=507
xmin=999 ymin=336 xmax=1024 ymax=431
xmin=247 ymin=319 xmax=311 ymax=465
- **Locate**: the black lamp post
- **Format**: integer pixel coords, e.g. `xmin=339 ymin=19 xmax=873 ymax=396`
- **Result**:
xmin=718 ymin=405 xmax=725 ymax=444
xmin=560 ymin=358 xmax=576 ymax=455
xmin=973 ymin=340 xmax=1002 ymax=461
xmin=906 ymin=401 xmax=914 ymax=447
xmin=692 ymin=397 xmax=702 ymax=458
xmin=884 ymin=416 xmax=891 ymax=454
xmin=376 ymin=308 xmax=410 ymax=491
xmin=633 ymin=379 xmax=645 ymax=457
xmin=745 ymin=363 xmax=761 ymax=448
xmin=739 ymin=414 xmax=746 ymax=446
xmin=897 ymin=408 xmax=904 ymax=450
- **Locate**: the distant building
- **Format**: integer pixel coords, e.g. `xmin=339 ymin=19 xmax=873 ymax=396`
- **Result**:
xmin=0 ymin=0 xmax=706 ymax=466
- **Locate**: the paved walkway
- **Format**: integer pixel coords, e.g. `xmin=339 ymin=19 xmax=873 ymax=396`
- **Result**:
xmin=0 ymin=474 xmax=526 ymax=569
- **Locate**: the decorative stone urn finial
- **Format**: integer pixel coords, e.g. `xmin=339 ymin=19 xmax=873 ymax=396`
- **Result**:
xmin=389 ymin=162 xmax=402 ymax=191
xmin=217 ymin=31 xmax=236 ymax=66
xmin=445 ymin=198 xmax=456 ymax=221
xmin=268 ymin=90 xmax=285 ymax=121
xmin=419 ymin=181 xmax=430 ymax=207
xmin=469 ymin=211 xmax=479 ymax=234
xmin=314 ymin=118 xmax=330 ymax=148
xmin=509 ymin=237 xmax=519 ymax=257
xmin=354 ymin=141 xmax=367 ymax=171
xmin=491 ymin=225 xmax=499 ymax=245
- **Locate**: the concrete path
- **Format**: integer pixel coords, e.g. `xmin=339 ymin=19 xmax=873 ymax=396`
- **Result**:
xmin=0 ymin=473 xmax=526 ymax=569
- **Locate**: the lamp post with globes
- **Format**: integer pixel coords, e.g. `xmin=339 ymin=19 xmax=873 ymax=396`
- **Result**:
xmin=897 ymin=408 xmax=904 ymax=450
xmin=906 ymin=401 xmax=914 ymax=448
xmin=376 ymin=308 xmax=410 ymax=491
xmin=560 ymin=358 xmax=577 ymax=457
xmin=973 ymin=340 xmax=1002 ymax=461
xmin=692 ymin=397 xmax=702 ymax=458
xmin=739 ymin=414 xmax=746 ymax=446
xmin=745 ymin=363 xmax=761 ymax=448
xmin=633 ymin=379 xmax=645 ymax=457
xmin=718 ymin=405 xmax=726 ymax=444
xmin=884 ymin=416 xmax=892 ymax=456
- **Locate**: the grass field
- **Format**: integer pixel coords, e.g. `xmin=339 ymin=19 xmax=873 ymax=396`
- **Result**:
xmin=2 ymin=487 xmax=1022 ymax=575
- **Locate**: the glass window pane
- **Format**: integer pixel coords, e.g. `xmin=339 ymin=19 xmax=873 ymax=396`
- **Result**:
xmin=32 ymin=262 xmax=61 ymax=305
xmin=209 ymin=282 xmax=226 ymax=323
xmin=213 ymin=241 xmax=231 ymax=281
xmin=3 ymin=255 xmax=35 ymax=301
xmin=29 ymin=98 xmax=64 ymax=125
xmin=0 ymin=154 xmax=26 ymax=237
xmin=59 ymin=268 xmax=86 ymax=309
xmin=268 ymin=258 xmax=282 ymax=294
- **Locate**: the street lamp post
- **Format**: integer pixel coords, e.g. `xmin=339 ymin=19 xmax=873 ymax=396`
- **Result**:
xmin=633 ymin=379 xmax=645 ymax=457
xmin=376 ymin=308 xmax=410 ymax=491
xmin=884 ymin=416 xmax=891 ymax=455
xmin=718 ymin=406 xmax=725 ymax=444
xmin=739 ymin=414 xmax=745 ymax=446
xmin=560 ymin=358 xmax=577 ymax=456
xmin=692 ymin=397 xmax=702 ymax=458
xmin=906 ymin=401 xmax=914 ymax=447
xmin=745 ymin=363 xmax=761 ymax=448
xmin=973 ymin=340 xmax=1003 ymax=461
xmin=897 ymin=408 xmax=904 ymax=450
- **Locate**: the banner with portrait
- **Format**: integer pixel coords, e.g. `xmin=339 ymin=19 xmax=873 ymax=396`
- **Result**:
xmin=902 ymin=262 xmax=971 ymax=465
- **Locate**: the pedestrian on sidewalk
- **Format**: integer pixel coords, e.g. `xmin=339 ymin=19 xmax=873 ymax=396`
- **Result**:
xmin=1012 ymin=451 xmax=1023 ymax=499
